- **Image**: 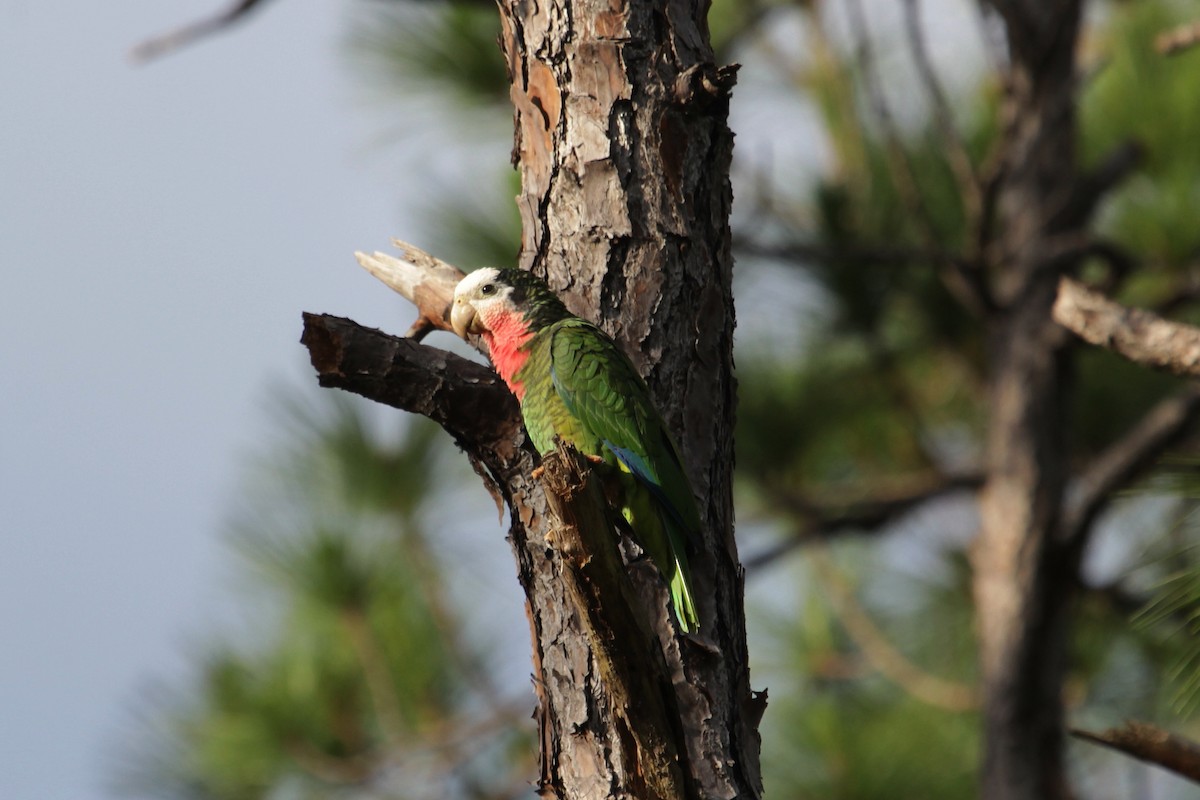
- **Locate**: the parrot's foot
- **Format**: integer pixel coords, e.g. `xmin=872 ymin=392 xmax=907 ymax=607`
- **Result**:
xmin=585 ymin=453 xmax=605 ymax=465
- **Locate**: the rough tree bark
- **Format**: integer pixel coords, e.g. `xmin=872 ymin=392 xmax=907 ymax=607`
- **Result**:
xmin=971 ymin=3 xmax=1084 ymax=798
xmin=303 ymin=1 xmax=760 ymax=799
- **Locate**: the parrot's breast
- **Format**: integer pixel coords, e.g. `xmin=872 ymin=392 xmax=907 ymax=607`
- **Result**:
xmin=481 ymin=307 xmax=536 ymax=401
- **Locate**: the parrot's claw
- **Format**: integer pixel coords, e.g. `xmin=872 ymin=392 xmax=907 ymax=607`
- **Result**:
xmin=585 ymin=454 xmax=605 ymax=465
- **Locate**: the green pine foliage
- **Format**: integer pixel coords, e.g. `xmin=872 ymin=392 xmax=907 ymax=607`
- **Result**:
xmin=347 ymin=4 xmax=509 ymax=109
xmin=113 ymin=396 xmax=530 ymax=799
xmin=753 ymin=546 xmax=979 ymax=800
xmin=1130 ymin=464 xmax=1200 ymax=718
xmin=1139 ymin=561 xmax=1200 ymax=715
xmin=1082 ymin=2 xmax=1200 ymax=267
xmin=422 ymin=169 xmax=523 ymax=269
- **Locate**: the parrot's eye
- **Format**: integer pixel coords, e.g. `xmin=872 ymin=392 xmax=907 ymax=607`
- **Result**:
xmin=480 ymin=283 xmax=496 ymax=296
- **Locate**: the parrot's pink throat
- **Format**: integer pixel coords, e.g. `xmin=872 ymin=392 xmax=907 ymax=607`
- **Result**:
xmin=479 ymin=306 xmax=535 ymax=402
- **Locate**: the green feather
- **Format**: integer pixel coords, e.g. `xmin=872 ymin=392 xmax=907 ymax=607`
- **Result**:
xmin=512 ymin=301 xmax=703 ymax=633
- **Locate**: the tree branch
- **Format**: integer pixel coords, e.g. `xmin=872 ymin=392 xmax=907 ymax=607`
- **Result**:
xmin=300 ymin=313 xmax=520 ymax=454
xmin=1039 ymin=238 xmax=1137 ymax=290
xmin=131 ymin=0 xmax=273 ymax=62
xmin=1053 ymin=276 xmax=1200 ymax=377
xmin=744 ymin=473 xmax=984 ymax=571
xmin=1070 ymin=721 xmax=1200 ymax=784
xmin=1062 ymin=385 xmax=1200 ymax=547
xmin=354 ymin=240 xmax=469 ymax=341
xmin=807 ymin=540 xmax=979 ymax=712
xmin=973 ymin=71 xmax=1017 ymax=262
xmin=132 ymin=0 xmax=497 ymax=62
xmin=901 ymin=0 xmax=982 ymax=222
xmin=1157 ymin=20 xmax=1200 ymax=56
xmin=1057 ymin=140 xmax=1144 ymax=230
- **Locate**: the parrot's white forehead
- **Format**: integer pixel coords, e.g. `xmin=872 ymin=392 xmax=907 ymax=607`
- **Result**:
xmin=454 ymin=268 xmax=504 ymax=299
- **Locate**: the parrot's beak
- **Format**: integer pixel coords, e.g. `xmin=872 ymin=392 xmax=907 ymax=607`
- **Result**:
xmin=450 ymin=298 xmax=478 ymax=340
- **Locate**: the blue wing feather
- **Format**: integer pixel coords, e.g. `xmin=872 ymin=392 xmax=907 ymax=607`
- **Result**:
xmin=604 ymin=441 xmax=690 ymax=533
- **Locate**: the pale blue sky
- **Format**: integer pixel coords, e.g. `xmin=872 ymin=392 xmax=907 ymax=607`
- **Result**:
xmin=0 ymin=2 xmax=461 ymax=797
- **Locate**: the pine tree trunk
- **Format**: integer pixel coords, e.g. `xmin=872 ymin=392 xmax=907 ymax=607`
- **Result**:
xmin=491 ymin=2 xmax=760 ymax=798
xmin=973 ymin=3 xmax=1083 ymax=798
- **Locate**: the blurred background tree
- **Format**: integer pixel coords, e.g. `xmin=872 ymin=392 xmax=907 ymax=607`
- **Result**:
xmin=112 ymin=396 xmax=532 ymax=799
xmin=117 ymin=0 xmax=1200 ymax=797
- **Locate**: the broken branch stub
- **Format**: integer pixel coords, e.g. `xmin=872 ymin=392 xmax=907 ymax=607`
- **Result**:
xmin=1071 ymin=721 xmax=1200 ymax=784
xmin=355 ymin=239 xmax=469 ymax=342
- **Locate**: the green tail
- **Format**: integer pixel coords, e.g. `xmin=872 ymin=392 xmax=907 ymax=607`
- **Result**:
xmin=670 ymin=557 xmax=700 ymax=633
xmin=619 ymin=477 xmax=700 ymax=633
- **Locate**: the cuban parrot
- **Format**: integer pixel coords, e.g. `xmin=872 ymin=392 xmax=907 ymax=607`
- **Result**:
xmin=450 ymin=267 xmax=701 ymax=632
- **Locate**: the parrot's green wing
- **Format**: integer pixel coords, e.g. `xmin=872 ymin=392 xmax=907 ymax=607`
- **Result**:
xmin=546 ymin=319 xmax=701 ymax=630
xmin=547 ymin=320 xmax=699 ymax=527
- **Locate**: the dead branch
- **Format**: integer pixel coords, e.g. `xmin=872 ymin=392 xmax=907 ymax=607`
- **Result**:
xmin=844 ymin=0 xmax=993 ymax=314
xmin=807 ymin=540 xmax=979 ymax=712
xmin=355 ymin=240 xmax=469 ymax=341
xmin=1062 ymin=385 xmax=1200 ymax=546
xmin=131 ymin=0 xmax=272 ymax=62
xmin=300 ymin=313 xmax=520 ymax=451
xmin=1157 ymin=20 xmax=1200 ymax=56
xmin=1053 ymin=276 xmax=1200 ymax=377
xmin=901 ymin=0 xmax=982 ymax=221
xmin=744 ymin=473 xmax=984 ymax=571
xmin=1070 ymin=721 xmax=1200 ymax=783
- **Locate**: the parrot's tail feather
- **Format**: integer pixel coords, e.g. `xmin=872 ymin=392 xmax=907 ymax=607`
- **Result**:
xmin=671 ymin=560 xmax=700 ymax=633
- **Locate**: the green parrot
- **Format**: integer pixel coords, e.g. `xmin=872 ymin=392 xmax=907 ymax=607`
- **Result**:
xmin=450 ymin=267 xmax=701 ymax=632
